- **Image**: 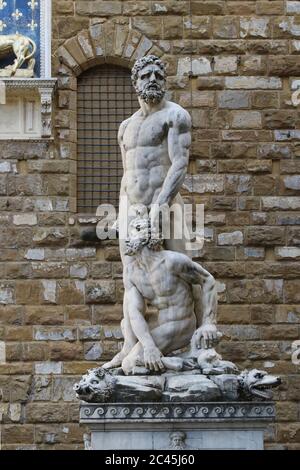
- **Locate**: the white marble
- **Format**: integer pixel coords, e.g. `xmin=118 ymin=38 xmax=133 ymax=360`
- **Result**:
xmin=103 ymin=55 xmax=219 ymax=376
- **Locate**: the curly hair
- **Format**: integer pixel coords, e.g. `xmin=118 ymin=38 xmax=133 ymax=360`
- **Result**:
xmin=131 ymin=55 xmax=166 ymax=85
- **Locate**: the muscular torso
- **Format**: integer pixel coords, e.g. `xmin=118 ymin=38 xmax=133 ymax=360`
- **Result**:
xmin=121 ymin=102 xmax=175 ymax=206
xmin=126 ymin=253 xmax=195 ymax=325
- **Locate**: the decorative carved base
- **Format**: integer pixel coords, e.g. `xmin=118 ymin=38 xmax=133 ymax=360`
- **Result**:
xmin=80 ymin=401 xmax=275 ymax=450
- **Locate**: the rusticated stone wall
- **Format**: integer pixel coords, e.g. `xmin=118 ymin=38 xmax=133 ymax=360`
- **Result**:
xmin=0 ymin=0 xmax=300 ymax=449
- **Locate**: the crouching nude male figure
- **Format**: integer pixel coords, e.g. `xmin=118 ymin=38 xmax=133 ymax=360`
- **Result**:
xmin=103 ymin=55 xmax=220 ymax=373
xmin=117 ymin=218 xmax=217 ymax=375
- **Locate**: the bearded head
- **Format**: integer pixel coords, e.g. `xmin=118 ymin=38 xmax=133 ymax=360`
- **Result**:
xmin=169 ymin=431 xmax=187 ymax=450
xmin=131 ymin=55 xmax=166 ymax=104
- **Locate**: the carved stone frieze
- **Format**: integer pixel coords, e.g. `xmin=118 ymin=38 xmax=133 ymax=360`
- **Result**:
xmin=80 ymin=402 xmax=276 ymax=423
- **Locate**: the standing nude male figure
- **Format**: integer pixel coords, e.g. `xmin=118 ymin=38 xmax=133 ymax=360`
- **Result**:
xmin=103 ymin=56 xmax=219 ymax=372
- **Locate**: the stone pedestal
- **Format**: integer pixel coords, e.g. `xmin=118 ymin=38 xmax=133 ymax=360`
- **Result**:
xmin=80 ymin=402 xmax=275 ymax=450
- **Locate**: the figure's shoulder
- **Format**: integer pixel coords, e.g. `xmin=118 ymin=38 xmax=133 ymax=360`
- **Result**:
xmin=162 ymin=249 xmax=189 ymax=272
xmin=119 ymin=116 xmax=131 ymax=133
xmin=118 ymin=116 xmax=131 ymax=141
xmin=166 ymin=101 xmax=191 ymax=130
xmin=119 ymin=110 xmax=141 ymax=134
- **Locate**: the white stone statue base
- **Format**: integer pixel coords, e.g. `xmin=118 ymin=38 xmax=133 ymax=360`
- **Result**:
xmin=80 ymin=402 xmax=275 ymax=450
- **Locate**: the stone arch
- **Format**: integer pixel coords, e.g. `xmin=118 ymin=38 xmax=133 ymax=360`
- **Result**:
xmin=56 ymin=20 xmax=165 ymax=77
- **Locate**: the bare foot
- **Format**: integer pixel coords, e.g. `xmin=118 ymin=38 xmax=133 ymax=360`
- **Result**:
xmin=102 ymin=352 xmax=126 ymax=369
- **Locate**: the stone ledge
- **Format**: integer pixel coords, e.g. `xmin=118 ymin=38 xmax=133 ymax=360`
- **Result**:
xmin=80 ymin=401 xmax=275 ymax=423
xmin=0 ymin=78 xmax=57 ymax=90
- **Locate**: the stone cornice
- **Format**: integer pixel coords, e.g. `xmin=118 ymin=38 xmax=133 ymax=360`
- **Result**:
xmin=80 ymin=402 xmax=276 ymax=423
xmin=1 ymin=78 xmax=57 ymax=90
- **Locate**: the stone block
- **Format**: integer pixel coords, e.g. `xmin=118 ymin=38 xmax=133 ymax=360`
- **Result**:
xmin=240 ymin=17 xmax=270 ymax=38
xmin=183 ymin=174 xmax=224 ymax=193
xmin=191 ymin=1 xmax=224 ymax=15
xmin=49 ymin=342 xmax=83 ymax=361
xmin=30 ymin=376 xmax=52 ymax=401
xmin=253 ymin=175 xmax=277 ymax=196
xmin=26 ymin=404 xmax=69 ymax=423
xmin=273 ymin=17 xmax=300 ymax=38
xmin=52 ymin=377 xmax=78 ymax=402
xmin=240 ymin=55 xmax=266 ymax=75
xmin=0 ymin=162 xmax=17 ymax=173
xmin=287 ymin=227 xmax=300 ymax=245
xmin=284 ymin=280 xmax=300 ymax=303
xmin=264 ymin=110 xmax=295 ymax=129
xmin=133 ymin=17 xmax=162 ymax=39
xmin=53 ymin=0 xmax=74 ymax=15
xmin=183 ymin=16 xmax=211 ymax=38
xmin=57 ymin=281 xmax=85 ymax=305
xmin=34 ymin=327 xmax=77 ymax=342
xmin=250 ymin=305 xmax=274 ymax=324
xmin=269 ymin=56 xmax=300 ymax=76
xmin=33 ymin=228 xmax=68 ymax=247
xmin=258 ymin=143 xmax=291 ymax=159
xmin=282 ymin=176 xmax=300 ymax=191
xmin=0 ymin=340 xmax=5 ymax=363
xmin=262 ymin=197 xmax=300 ymax=211
xmin=247 ymin=160 xmax=272 ymax=173
xmin=84 ymin=342 xmax=103 ymax=361
xmin=287 ymin=1 xmax=300 ymax=13
xmin=85 ymin=281 xmax=116 ymax=304
xmin=31 ymin=262 xmax=68 ymax=280
xmin=13 ymin=214 xmax=37 ymax=226
xmin=197 ymin=77 xmax=224 ymax=89
xmin=227 ymin=279 xmax=283 ymax=304
xmin=0 ymin=285 xmax=14 ymax=305
xmin=78 ymin=326 xmax=102 ymax=340
xmin=247 ymin=342 xmax=281 ymax=360
xmin=274 ymin=130 xmax=300 ymax=141
xmin=246 ymin=227 xmax=285 ymax=245
xmin=225 ymin=76 xmax=282 ymax=89
xmin=70 ymin=264 xmax=88 ymax=279
xmin=218 ymin=91 xmax=250 ymax=109
xmin=163 ymin=16 xmax=183 ymax=39
xmin=231 ymin=111 xmax=262 ymax=129
xmin=22 ymin=342 xmax=49 ymax=362
xmin=218 ymin=231 xmax=243 ymax=246
xmin=35 ymin=362 xmax=62 ymax=375
xmin=281 ymin=160 xmax=300 ymax=174
xmin=214 ymin=56 xmax=238 ymax=74
xmin=3 ymin=425 xmax=34 ymax=444
xmin=125 ymin=1 xmax=151 ymax=15
xmin=76 ymin=1 xmax=122 ymax=16
xmin=213 ymin=16 xmax=239 ymax=38
xmin=177 ymin=57 xmax=212 ymax=76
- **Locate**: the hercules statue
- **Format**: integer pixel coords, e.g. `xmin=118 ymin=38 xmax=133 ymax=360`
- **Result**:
xmin=103 ymin=55 xmax=220 ymax=374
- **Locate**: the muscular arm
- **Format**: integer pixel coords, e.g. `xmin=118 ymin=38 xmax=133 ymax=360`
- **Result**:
xmin=118 ymin=118 xmax=130 ymax=197
xmin=125 ymin=276 xmax=164 ymax=370
xmin=168 ymin=254 xmax=217 ymax=328
xmin=156 ymin=108 xmax=191 ymax=206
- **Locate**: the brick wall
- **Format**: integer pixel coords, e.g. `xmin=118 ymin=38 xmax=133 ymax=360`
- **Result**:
xmin=0 ymin=0 xmax=300 ymax=449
